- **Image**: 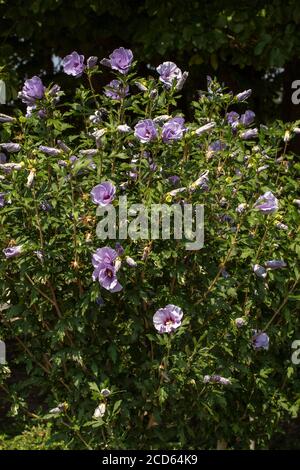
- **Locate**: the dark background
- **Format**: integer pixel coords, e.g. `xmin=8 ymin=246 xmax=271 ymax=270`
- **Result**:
xmin=0 ymin=0 xmax=300 ymax=137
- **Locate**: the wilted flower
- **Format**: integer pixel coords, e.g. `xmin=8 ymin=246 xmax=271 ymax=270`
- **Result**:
xmin=104 ymin=79 xmax=129 ymax=100
xmin=235 ymin=317 xmax=246 ymax=328
xmin=3 ymin=245 xmax=22 ymax=258
xmin=168 ymin=175 xmax=180 ymax=186
xmin=162 ymin=117 xmax=185 ymax=142
xmin=208 ymin=140 xmax=227 ymax=153
xmin=0 ymin=162 xmax=23 ymax=173
xmin=125 ymin=256 xmax=137 ymax=267
xmin=203 ymin=375 xmax=231 ymax=385
xmin=265 ymin=260 xmax=287 ymax=270
xmin=253 ymin=264 xmax=267 ymax=279
xmin=115 ymin=242 xmax=124 ymax=255
xmin=283 ymin=130 xmax=291 ymax=143
xmin=0 ymin=113 xmax=15 ymax=123
xmin=156 ymin=61 xmax=184 ymax=89
xmin=62 ymin=51 xmax=85 ymax=77
xmin=93 ymin=403 xmax=106 ymax=419
xmin=0 ymin=143 xmax=21 ymax=153
xmin=190 ymin=170 xmax=209 ymax=191
xmin=40 ymin=201 xmax=52 ymax=212
xmin=252 ymin=331 xmax=269 ymax=350
xmin=134 ymin=119 xmax=158 ymax=143
xmin=57 ymin=140 xmax=71 ymax=153
xmin=0 ymin=192 xmax=6 ymax=208
xmin=240 ymin=128 xmax=258 ymax=140
xmin=153 ymin=304 xmax=183 ymax=334
xmin=49 ymin=403 xmax=67 ymax=415
xmin=195 ymin=121 xmax=216 ymax=135
xmin=236 ymin=89 xmax=252 ymax=102
xmin=236 ymin=203 xmax=247 ymax=213
xmin=80 ymin=149 xmax=98 ymax=157
xmin=153 ymin=115 xmax=170 ymax=124
xmin=240 ymin=110 xmax=255 ymax=126
xmin=254 ymin=191 xmax=278 ymax=214
xmin=101 ymin=47 xmax=133 ymax=74
xmin=38 ymin=146 xmax=62 ymax=156
xmin=34 ymin=250 xmax=44 ymax=263
xmin=117 ymin=124 xmax=131 ymax=133
xmin=89 ymin=110 xmax=102 ymax=124
xmin=92 ymin=247 xmax=122 ymax=293
xmin=87 ymin=56 xmax=98 ymax=69
xmin=18 ymin=76 xmax=46 ymax=105
xmin=90 ymin=181 xmax=116 ymax=206
xmin=275 ymin=222 xmax=288 ymax=230
xmin=26 ymin=169 xmax=35 ymax=188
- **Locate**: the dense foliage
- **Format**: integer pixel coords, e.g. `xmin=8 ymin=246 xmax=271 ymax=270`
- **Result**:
xmin=0 ymin=48 xmax=300 ymax=450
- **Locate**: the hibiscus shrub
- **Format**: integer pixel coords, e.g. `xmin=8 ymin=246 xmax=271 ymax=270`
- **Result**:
xmin=0 ymin=48 xmax=300 ymax=450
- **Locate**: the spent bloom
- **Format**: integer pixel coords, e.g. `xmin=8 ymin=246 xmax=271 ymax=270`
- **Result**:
xmin=252 ymin=331 xmax=269 ymax=351
xmin=156 ymin=61 xmax=186 ymax=89
xmin=195 ymin=121 xmax=216 ymax=135
xmin=134 ymin=119 xmax=158 ymax=143
xmin=236 ymin=89 xmax=252 ymax=101
xmin=92 ymin=247 xmax=122 ymax=293
xmin=104 ymin=79 xmax=129 ymax=100
xmin=153 ymin=304 xmax=183 ymax=334
xmin=240 ymin=128 xmax=258 ymax=140
xmin=254 ymin=191 xmax=278 ymax=214
xmin=0 ymin=192 xmax=6 ymax=208
xmin=3 ymin=245 xmax=22 ymax=258
xmin=101 ymin=47 xmax=133 ymax=74
xmin=0 ymin=143 xmax=21 ymax=153
xmin=203 ymin=375 xmax=231 ymax=385
xmin=18 ymin=76 xmax=46 ymax=105
xmin=62 ymin=51 xmax=85 ymax=77
xmin=162 ymin=117 xmax=185 ymax=142
xmin=90 ymin=181 xmax=116 ymax=206
xmin=39 ymin=146 xmax=62 ymax=156
xmin=265 ymin=260 xmax=287 ymax=270
xmin=235 ymin=317 xmax=246 ymax=328
xmin=253 ymin=264 xmax=267 ymax=279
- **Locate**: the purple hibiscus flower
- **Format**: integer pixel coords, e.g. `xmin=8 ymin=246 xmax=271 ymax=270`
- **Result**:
xmin=156 ymin=61 xmax=186 ymax=89
xmin=101 ymin=47 xmax=133 ymax=75
xmin=18 ymin=76 xmax=46 ymax=105
xmin=90 ymin=181 xmax=116 ymax=206
xmin=208 ymin=140 xmax=227 ymax=153
xmin=92 ymin=247 xmax=122 ymax=293
xmin=3 ymin=245 xmax=22 ymax=258
xmin=162 ymin=117 xmax=185 ymax=142
xmin=240 ymin=110 xmax=255 ymax=126
xmin=252 ymin=331 xmax=269 ymax=350
xmin=104 ymin=80 xmax=129 ymax=100
xmin=62 ymin=51 xmax=85 ymax=77
xmin=254 ymin=191 xmax=278 ymax=214
xmin=134 ymin=119 xmax=158 ymax=143
xmin=153 ymin=304 xmax=183 ymax=334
